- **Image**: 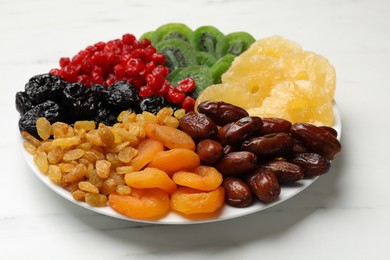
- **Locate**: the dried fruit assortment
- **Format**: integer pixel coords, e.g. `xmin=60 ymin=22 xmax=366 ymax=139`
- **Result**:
xmin=16 ymin=24 xmax=341 ymax=221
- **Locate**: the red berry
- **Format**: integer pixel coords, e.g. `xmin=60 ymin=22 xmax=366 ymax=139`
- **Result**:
xmin=114 ymin=64 xmax=125 ymax=78
xmin=151 ymin=53 xmax=166 ymax=65
xmin=122 ymin=33 xmax=136 ymax=45
xmin=168 ymin=89 xmax=185 ymax=104
xmin=176 ymin=77 xmax=195 ymax=93
xmin=59 ymin=57 xmax=70 ymax=68
xmin=49 ymin=68 xmax=62 ymax=77
xmin=181 ymin=96 xmax=196 ymax=112
xmin=125 ymin=58 xmax=145 ymax=75
xmin=138 ymin=38 xmax=151 ymax=48
xmin=139 ymin=85 xmax=154 ymax=98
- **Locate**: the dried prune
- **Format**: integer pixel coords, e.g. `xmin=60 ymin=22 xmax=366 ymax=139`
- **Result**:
xmin=94 ymin=105 xmax=119 ymax=126
xmin=62 ymin=82 xmax=100 ymax=121
xmin=25 ymin=73 xmax=65 ymax=104
xmin=19 ymin=100 xmax=63 ymax=137
xmin=106 ymin=81 xmax=140 ymax=109
xmin=139 ymin=95 xmax=169 ymax=114
xmin=15 ymin=91 xmax=34 ymax=115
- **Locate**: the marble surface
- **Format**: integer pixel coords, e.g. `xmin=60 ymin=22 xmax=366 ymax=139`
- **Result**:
xmin=2 ymin=0 xmax=390 ymax=259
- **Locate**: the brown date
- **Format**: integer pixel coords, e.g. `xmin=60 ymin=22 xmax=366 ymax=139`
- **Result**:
xmin=289 ymin=153 xmax=331 ymax=176
xmin=292 ymin=139 xmax=309 ymax=154
xmin=196 ymin=139 xmax=224 ymax=165
xmin=216 ymin=151 xmax=257 ymax=175
xmin=259 ymin=118 xmax=292 ymax=135
xmin=179 ymin=112 xmax=217 ymax=142
xmin=290 ymin=123 xmax=341 ymax=160
xmin=197 ymin=101 xmax=249 ymax=126
xmin=241 ymin=132 xmax=294 ymax=160
xmin=319 ymin=126 xmax=338 ymax=138
xmin=259 ymin=161 xmax=304 ymax=184
xmin=247 ymin=168 xmax=280 ymax=203
xmin=218 ymin=116 xmax=263 ymax=145
xmin=222 ymin=177 xmax=253 ymax=207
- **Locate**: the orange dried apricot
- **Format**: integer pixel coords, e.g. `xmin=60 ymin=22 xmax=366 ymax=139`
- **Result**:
xmin=172 ymin=166 xmax=223 ymax=191
xmin=147 ymin=148 xmax=200 ymax=176
xmin=124 ymin=167 xmax=177 ymax=194
xmin=144 ymin=122 xmax=195 ymax=150
xmin=170 ymin=186 xmax=225 ymax=215
xmin=109 ymin=188 xmax=170 ymax=220
xmin=128 ymin=138 xmax=164 ymax=171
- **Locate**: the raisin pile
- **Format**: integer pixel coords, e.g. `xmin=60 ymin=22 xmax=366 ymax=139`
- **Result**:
xmin=16 ymin=73 xmax=180 ymax=137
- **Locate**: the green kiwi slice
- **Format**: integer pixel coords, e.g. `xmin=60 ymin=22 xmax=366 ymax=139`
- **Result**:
xmin=210 ymin=54 xmax=236 ymax=84
xmin=139 ymin=31 xmax=154 ymax=41
xmin=191 ymin=26 xmax=225 ymax=56
xmin=215 ymin=32 xmax=255 ymax=58
xmin=170 ymin=65 xmax=214 ymax=99
xmin=155 ymin=39 xmax=198 ymax=72
xmin=196 ymin=51 xmax=217 ymax=67
xmin=150 ymin=23 xmax=193 ymax=44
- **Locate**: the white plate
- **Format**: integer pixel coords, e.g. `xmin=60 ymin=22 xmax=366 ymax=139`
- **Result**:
xmin=18 ymin=103 xmax=341 ymax=225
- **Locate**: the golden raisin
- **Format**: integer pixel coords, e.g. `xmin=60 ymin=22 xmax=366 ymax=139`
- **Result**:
xmin=36 ymin=117 xmax=51 ymax=140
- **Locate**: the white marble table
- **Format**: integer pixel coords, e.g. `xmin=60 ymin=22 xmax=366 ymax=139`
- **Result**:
xmin=2 ymin=0 xmax=390 ymax=259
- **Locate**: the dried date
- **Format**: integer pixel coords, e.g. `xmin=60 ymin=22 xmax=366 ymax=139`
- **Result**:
xmin=260 ymin=118 xmax=292 ymax=135
xmin=241 ymin=132 xmax=294 ymax=160
xmin=179 ymin=112 xmax=217 ymax=141
xmin=218 ymin=116 xmax=263 ymax=145
xmin=197 ymin=101 xmax=249 ymax=126
xmin=290 ymin=123 xmax=341 ymax=160
xmin=247 ymin=168 xmax=280 ymax=203
xmin=216 ymin=151 xmax=257 ymax=175
xmin=223 ymin=177 xmax=253 ymax=207
xmin=288 ymin=153 xmax=331 ymax=176
xmin=259 ymin=161 xmax=304 ymax=184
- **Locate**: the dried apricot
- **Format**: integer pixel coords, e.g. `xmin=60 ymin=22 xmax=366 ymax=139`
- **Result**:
xmin=109 ymin=188 xmax=170 ymax=220
xmin=147 ymin=148 xmax=200 ymax=176
xmin=124 ymin=167 xmax=177 ymax=194
xmin=128 ymin=138 xmax=164 ymax=171
xmin=172 ymin=166 xmax=223 ymax=191
xmin=170 ymin=186 xmax=225 ymax=215
xmin=144 ymin=122 xmax=195 ymax=150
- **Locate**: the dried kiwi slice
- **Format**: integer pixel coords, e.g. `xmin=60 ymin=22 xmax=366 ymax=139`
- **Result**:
xmin=155 ymin=39 xmax=198 ymax=72
xmin=215 ymin=32 xmax=255 ymax=58
xmin=210 ymin=54 xmax=236 ymax=84
xmin=191 ymin=25 xmax=225 ymax=56
xmin=170 ymin=65 xmax=214 ymax=99
xmin=150 ymin=23 xmax=193 ymax=44
xmin=196 ymin=51 xmax=217 ymax=67
xmin=139 ymin=31 xmax=154 ymax=41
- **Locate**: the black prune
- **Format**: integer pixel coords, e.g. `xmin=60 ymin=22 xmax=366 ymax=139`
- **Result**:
xmin=106 ymin=81 xmax=140 ymax=109
xmin=25 ymin=74 xmax=65 ymax=104
xmin=15 ymin=91 xmax=34 ymax=115
xmin=19 ymin=100 xmax=63 ymax=137
xmin=94 ymin=105 xmax=119 ymax=126
xmin=139 ymin=95 xmax=169 ymax=114
xmin=62 ymin=82 xmax=99 ymax=121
